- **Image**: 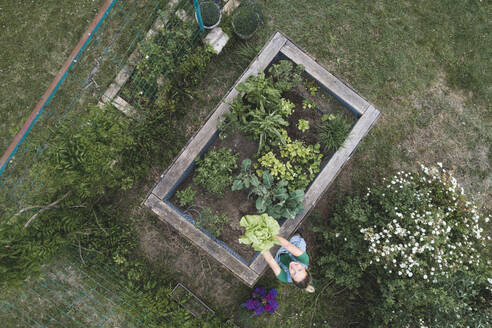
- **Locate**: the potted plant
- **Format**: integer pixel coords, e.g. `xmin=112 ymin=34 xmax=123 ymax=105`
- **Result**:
xmin=196 ymin=1 xmax=222 ymax=29
xmin=231 ymin=3 xmax=261 ymax=40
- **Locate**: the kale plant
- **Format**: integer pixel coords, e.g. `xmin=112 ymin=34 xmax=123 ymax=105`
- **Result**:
xmin=233 ymin=160 xmax=304 ymax=219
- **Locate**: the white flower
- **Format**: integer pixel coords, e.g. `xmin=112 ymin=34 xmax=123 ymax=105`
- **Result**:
xmin=423 ymin=274 xmax=428 ymax=279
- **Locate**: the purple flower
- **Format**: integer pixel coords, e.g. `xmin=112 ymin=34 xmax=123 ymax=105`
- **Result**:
xmin=267 ymin=288 xmax=278 ymax=299
xmin=265 ymin=303 xmax=274 ymax=313
xmin=268 ymin=299 xmax=278 ymax=311
xmin=244 ymin=299 xmax=256 ymax=310
xmin=253 ymin=305 xmax=265 ymax=316
xmin=254 ymin=287 xmax=266 ymax=298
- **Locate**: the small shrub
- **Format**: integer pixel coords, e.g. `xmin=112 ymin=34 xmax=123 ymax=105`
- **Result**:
xmin=176 ymin=187 xmax=196 ymax=207
xmin=314 ymin=164 xmax=492 ymax=327
xmin=194 ymin=147 xmax=238 ymax=197
xmin=317 ymin=114 xmax=351 ymax=152
xmin=196 ymin=207 xmax=229 ymax=238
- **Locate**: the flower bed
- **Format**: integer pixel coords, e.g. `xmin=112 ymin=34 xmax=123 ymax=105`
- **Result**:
xmin=145 ymin=32 xmax=380 ymax=286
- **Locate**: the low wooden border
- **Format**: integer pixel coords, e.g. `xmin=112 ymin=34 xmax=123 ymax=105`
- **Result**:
xmin=144 ymin=31 xmax=380 ymax=286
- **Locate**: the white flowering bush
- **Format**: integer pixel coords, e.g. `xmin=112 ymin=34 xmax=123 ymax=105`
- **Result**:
xmin=314 ymin=164 xmax=491 ymax=327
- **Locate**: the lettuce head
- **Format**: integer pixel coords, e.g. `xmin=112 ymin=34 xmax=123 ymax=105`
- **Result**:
xmin=238 ymin=214 xmax=280 ymax=252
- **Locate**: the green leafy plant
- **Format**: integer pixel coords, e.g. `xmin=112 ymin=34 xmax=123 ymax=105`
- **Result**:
xmin=257 ymin=139 xmax=322 ymax=191
xmin=238 ymin=214 xmax=280 ymax=252
xmin=199 ymin=1 xmax=221 ymax=27
xmin=304 ymin=79 xmax=320 ymax=96
xmin=297 ymin=119 xmax=310 ymax=132
xmin=236 ymin=72 xmax=282 ymax=111
xmin=244 ymin=106 xmax=289 ymax=155
xmin=233 ymin=164 xmax=304 ymax=219
xmin=318 ymin=113 xmax=351 ymax=152
xmin=176 ymin=187 xmax=196 ymax=207
xmin=268 ymin=60 xmax=304 ymax=93
xmin=302 ymin=99 xmax=316 ymax=110
xmin=194 ymin=147 xmax=238 ymax=197
xmin=196 ymin=207 xmax=229 ymax=238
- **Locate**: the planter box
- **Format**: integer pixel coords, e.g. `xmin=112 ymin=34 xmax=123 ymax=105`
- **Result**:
xmin=144 ymin=31 xmax=380 ymax=286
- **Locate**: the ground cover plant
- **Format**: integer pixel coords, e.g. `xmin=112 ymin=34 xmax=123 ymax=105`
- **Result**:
xmin=170 ymin=58 xmax=355 ymax=261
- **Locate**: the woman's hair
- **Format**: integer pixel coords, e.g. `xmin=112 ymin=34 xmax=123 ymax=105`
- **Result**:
xmin=292 ymin=268 xmax=315 ymax=293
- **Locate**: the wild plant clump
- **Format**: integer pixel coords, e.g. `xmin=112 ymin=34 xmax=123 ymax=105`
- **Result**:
xmin=315 ymin=163 xmax=491 ymax=327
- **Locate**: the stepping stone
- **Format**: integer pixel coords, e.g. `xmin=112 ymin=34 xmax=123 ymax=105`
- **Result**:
xmin=204 ymin=27 xmax=230 ymax=54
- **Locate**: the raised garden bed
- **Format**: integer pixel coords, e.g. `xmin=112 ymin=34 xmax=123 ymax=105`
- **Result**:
xmin=145 ymin=31 xmax=380 ymax=286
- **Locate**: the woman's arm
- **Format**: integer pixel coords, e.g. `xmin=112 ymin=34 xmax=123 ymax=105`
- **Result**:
xmin=274 ymin=235 xmax=304 ymax=257
xmin=262 ymin=251 xmax=282 ymax=276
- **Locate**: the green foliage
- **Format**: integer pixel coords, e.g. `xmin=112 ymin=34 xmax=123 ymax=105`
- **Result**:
xmin=194 ymin=147 xmax=238 ymax=197
xmin=233 ymin=162 xmax=304 ymax=219
xmin=318 ymin=113 xmax=351 ymax=152
xmin=236 ymin=71 xmax=282 ymax=110
xmin=0 ymin=105 xmax=137 ymax=286
xmin=297 ymin=119 xmax=310 ymax=132
xmin=314 ymin=165 xmax=492 ymax=327
xmin=219 ymin=63 xmax=300 ymax=154
xmin=302 ymin=99 xmax=316 ymax=110
xmin=244 ymin=106 xmax=289 ymax=155
xmin=268 ymin=60 xmax=304 ymax=93
xmin=200 ymin=1 xmax=220 ymax=27
xmin=34 ymin=105 xmax=136 ymax=201
xmin=233 ymin=42 xmax=262 ymax=68
xmin=196 ymin=207 xmax=230 ymax=238
xmin=257 ymin=139 xmax=322 ymax=191
xmin=231 ymin=2 xmax=261 ymax=39
xmin=304 ymin=79 xmax=320 ymax=96
xmin=176 ymin=187 xmax=196 ymax=207
xmin=239 ymin=214 xmax=280 ymax=252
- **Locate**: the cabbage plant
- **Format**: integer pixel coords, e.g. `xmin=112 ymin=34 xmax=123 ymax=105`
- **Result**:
xmin=238 ymin=214 xmax=280 ymax=252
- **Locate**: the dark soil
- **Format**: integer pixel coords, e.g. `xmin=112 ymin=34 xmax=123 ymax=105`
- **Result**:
xmin=170 ymin=74 xmax=357 ymax=263
xmin=170 ymin=132 xmax=259 ymax=261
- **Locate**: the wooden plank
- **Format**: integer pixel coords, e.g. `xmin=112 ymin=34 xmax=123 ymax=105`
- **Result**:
xmin=112 ymin=96 xmax=136 ymax=117
xmin=280 ymin=40 xmax=370 ymax=115
xmin=145 ymin=194 xmax=259 ymax=286
xmin=250 ymin=106 xmax=380 ymax=273
xmin=151 ymin=32 xmax=287 ymax=198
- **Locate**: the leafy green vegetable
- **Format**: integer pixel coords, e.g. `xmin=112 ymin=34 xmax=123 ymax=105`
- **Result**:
xmin=194 ymin=147 xmax=238 ymax=197
xmin=238 ymin=214 xmax=280 ymax=252
xmin=233 ymin=163 xmax=305 ymax=219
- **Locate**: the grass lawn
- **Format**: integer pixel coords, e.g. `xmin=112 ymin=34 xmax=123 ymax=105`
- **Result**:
xmin=1 ymin=0 xmax=490 ymax=327
xmin=0 ymin=0 xmax=106 ymax=154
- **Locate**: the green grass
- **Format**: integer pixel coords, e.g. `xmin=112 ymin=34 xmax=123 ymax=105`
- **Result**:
xmin=0 ymin=0 xmax=106 ymax=154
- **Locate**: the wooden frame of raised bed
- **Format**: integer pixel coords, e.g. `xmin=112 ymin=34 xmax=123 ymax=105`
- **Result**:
xmin=144 ymin=31 xmax=380 ymax=287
